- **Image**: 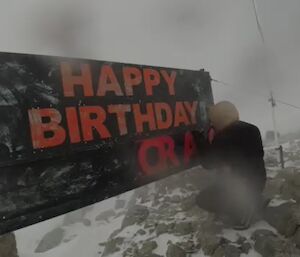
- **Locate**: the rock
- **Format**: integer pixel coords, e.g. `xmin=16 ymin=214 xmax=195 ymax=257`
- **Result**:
xmin=166 ymin=243 xmax=186 ymax=257
xmin=123 ymin=243 xmax=139 ymax=257
xmin=102 ymin=237 xmax=124 ymax=257
xmin=107 ymin=229 xmax=122 ymax=240
xmin=263 ymin=178 xmax=285 ymax=199
xmin=35 ymin=228 xmax=65 ymax=253
xmin=224 ymin=245 xmax=242 ymax=257
xmin=213 ymin=245 xmax=241 ymax=257
xmin=122 ymin=205 xmax=149 ymax=229
xmin=139 ymin=241 xmax=158 ymax=256
xmin=200 ymin=234 xmax=223 ymax=256
xmin=199 ymin=219 xmax=223 ymax=235
xmin=115 ymin=199 xmax=126 ymax=209
xmin=240 ymin=242 xmax=252 ymax=254
xmin=264 ymin=203 xmax=300 ymax=237
xmin=236 ymin=236 xmax=247 ymax=245
xmin=252 ymin=229 xmax=300 ymax=257
xmin=176 ymin=240 xmax=199 ymax=253
xmin=0 ymin=233 xmax=18 ymax=257
xmin=251 ymin=229 xmax=277 ymax=241
xmin=170 ymin=195 xmax=181 ymax=203
xmin=289 ymin=173 xmax=300 ymax=187
xmin=212 ymin=246 xmax=225 ymax=257
xmin=156 ymin=223 xmax=172 ymax=236
xmin=293 ymin=228 xmax=300 ymax=248
xmin=136 ymin=229 xmax=147 ymax=236
xmin=253 ymin=232 xmax=283 ymax=257
xmin=180 ymin=196 xmax=196 ymax=211
xmin=173 ymin=222 xmax=193 ymax=236
xmin=281 ymin=183 xmax=300 ymax=202
xmin=95 ymin=209 xmax=116 ymax=222
xmin=275 ymin=170 xmax=300 ymax=203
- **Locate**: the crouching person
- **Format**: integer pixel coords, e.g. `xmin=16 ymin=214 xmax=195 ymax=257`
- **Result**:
xmin=192 ymin=101 xmax=267 ymax=230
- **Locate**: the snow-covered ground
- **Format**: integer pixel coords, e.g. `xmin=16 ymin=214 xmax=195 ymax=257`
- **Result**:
xmin=15 ymin=191 xmax=133 ymax=257
xmin=12 ymin=139 xmax=300 ymax=257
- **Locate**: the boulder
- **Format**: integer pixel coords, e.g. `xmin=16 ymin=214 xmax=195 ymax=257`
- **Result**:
xmin=0 ymin=233 xmax=18 ymax=257
xmin=281 ymin=182 xmax=300 ymax=203
xmin=166 ymin=243 xmax=186 ymax=257
xmin=293 ymin=228 xmax=300 ymax=248
xmin=180 ymin=196 xmax=196 ymax=211
xmin=240 ymin=242 xmax=252 ymax=254
xmin=213 ymin=244 xmax=241 ymax=257
xmin=251 ymin=229 xmax=300 ymax=257
xmin=95 ymin=209 xmax=116 ymax=222
xmin=173 ymin=222 xmax=193 ymax=236
xmin=123 ymin=245 xmax=139 ymax=257
xmin=252 ymin=230 xmax=284 ymax=257
xmin=263 ymin=178 xmax=285 ymax=199
xmin=136 ymin=229 xmax=147 ymax=236
xmin=139 ymin=241 xmax=158 ymax=256
xmin=170 ymin=195 xmax=181 ymax=203
xmin=176 ymin=240 xmax=199 ymax=253
xmin=264 ymin=203 xmax=300 ymax=237
xmin=198 ymin=218 xmax=223 ymax=235
xmin=200 ymin=234 xmax=223 ymax=256
xmin=156 ymin=223 xmax=173 ymax=236
xmin=122 ymin=205 xmax=149 ymax=229
xmin=101 ymin=237 xmax=124 ymax=257
xmin=35 ymin=228 xmax=65 ymax=253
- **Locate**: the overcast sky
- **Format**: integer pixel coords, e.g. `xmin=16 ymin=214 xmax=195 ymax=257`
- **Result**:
xmin=0 ymin=0 xmax=300 ymax=136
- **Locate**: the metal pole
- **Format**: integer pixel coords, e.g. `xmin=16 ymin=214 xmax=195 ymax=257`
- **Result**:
xmin=269 ymin=91 xmax=279 ymax=147
xmin=269 ymin=91 xmax=285 ymax=167
xmin=252 ymin=0 xmax=283 ymax=167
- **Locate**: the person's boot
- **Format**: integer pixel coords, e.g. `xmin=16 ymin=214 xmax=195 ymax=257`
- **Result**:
xmin=233 ymin=197 xmax=271 ymax=230
xmin=232 ymin=205 xmax=255 ymax=230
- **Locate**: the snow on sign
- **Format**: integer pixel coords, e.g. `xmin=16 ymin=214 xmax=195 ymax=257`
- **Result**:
xmin=0 ymin=51 xmax=213 ymax=234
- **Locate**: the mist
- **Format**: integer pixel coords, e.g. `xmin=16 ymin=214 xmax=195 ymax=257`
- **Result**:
xmin=1 ymin=0 xmax=300 ymax=136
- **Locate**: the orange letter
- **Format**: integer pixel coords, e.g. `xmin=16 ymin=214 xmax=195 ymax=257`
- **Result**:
xmin=154 ymin=102 xmax=173 ymax=130
xmin=28 ymin=108 xmax=66 ymax=149
xmin=174 ymin=102 xmax=190 ymax=127
xmin=184 ymin=101 xmax=198 ymax=124
xmin=123 ymin=67 xmax=142 ymax=96
xmin=108 ymin=104 xmax=131 ymax=136
xmin=143 ymin=68 xmax=160 ymax=96
xmin=97 ymin=65 xmax=123 ymax=96
xmin=65 ymin=107 xmax=81 ymax=143
xmin=133 ymin=103 xmax=156 ymax=133
xmin=184 ymin=132 xmax=197 ymax=165
xmin=138 ymin=136 xmax=179 ymax=176
xmin=79 ymin=106 xmax=111 ymax=141
xmin=61 ymin=62 xmax=93 ymax=97
xmin=160 ymin=70 xmax=176 ymax=95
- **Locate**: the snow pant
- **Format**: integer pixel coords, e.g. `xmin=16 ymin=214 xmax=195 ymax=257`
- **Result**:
xmin=195 ymin=174 xmax=265 ymax=222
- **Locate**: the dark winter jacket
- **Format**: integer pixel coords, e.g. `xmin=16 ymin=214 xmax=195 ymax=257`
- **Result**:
xmin=193 ymin=121 xmax=266 ymax=192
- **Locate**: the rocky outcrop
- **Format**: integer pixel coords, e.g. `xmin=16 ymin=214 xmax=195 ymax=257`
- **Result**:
xmin=101 ymin=237 xmax=124 ymax=257
xmin=97 ymin=157 xmax=300 ymax=257
xmin=0 ymin=233 xmax=18 ymax=257
xmin=35 ymin=228 xmax=65 ymax=253
xmin=251 ymin=229 xmax=300 ymax=257
xmin=264 ymin=202 xmax=300 ymax=237
xmin=166 ymin=243 xmax=186 ymax=257
xmin=121 ymin=205 xmax=149 ymax=229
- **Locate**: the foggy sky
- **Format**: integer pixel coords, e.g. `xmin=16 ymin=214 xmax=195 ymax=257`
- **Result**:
xmin=0 ymin=0 xmax=300 ymax=136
